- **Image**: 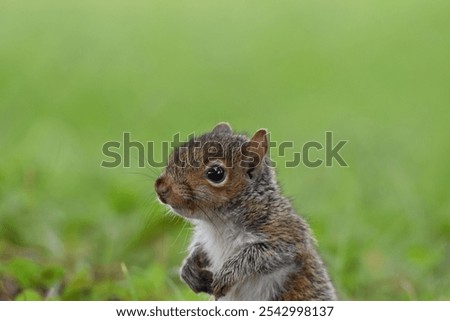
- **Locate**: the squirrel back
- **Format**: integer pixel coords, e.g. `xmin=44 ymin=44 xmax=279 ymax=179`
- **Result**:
xmin=155 ymin=122 xmax=337 ymax=300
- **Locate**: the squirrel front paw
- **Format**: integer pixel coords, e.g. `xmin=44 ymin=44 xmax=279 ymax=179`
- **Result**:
xmin=181 ymin=262 xmax=213 ymax=294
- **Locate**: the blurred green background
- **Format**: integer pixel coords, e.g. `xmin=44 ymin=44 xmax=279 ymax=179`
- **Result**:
xmin=0 ymin=0 xmax=449 ymax=300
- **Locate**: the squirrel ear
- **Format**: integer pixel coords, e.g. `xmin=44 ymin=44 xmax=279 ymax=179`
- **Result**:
xmin=212 ymin=122 xmax=232 ymax=135
xmin=241 ymin=129 xmax=268 ymax=171
xmin=250 ymin=129 xmax=268 ymax=159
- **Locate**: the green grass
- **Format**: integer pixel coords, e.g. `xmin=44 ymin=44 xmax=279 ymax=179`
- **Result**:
xmin=0 ymin=0 xmax=449 ymax=300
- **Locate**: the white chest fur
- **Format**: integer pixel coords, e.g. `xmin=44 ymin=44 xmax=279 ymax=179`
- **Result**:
xmin=192 ymin=220 xmax=257 ymax=272
xmin=191 ymin=220 xmax=294 ymax=300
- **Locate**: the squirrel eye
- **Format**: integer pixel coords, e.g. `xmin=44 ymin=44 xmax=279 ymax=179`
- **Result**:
xmin=206 ymin=166 xmax=225 ymax=184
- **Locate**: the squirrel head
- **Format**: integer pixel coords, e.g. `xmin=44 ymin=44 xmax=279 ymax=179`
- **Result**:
xmin=155 ymin=122 xmax=270 ymax=219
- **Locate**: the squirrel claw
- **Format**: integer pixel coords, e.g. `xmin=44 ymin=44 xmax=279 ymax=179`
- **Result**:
xmin=181 ymin=263 xmax=213 ymax=295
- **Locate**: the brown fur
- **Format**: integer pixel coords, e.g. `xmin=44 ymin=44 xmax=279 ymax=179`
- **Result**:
xmin=155 ymin=123 xmax=337 ymax=300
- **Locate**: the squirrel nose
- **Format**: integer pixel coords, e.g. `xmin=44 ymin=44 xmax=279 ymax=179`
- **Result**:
xmin=155 ymin=177 xmax=171 ymax=203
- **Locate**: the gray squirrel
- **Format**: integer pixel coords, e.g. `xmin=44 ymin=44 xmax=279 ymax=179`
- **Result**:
xmin=155 ymin=123 xmax=337 ymax=300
